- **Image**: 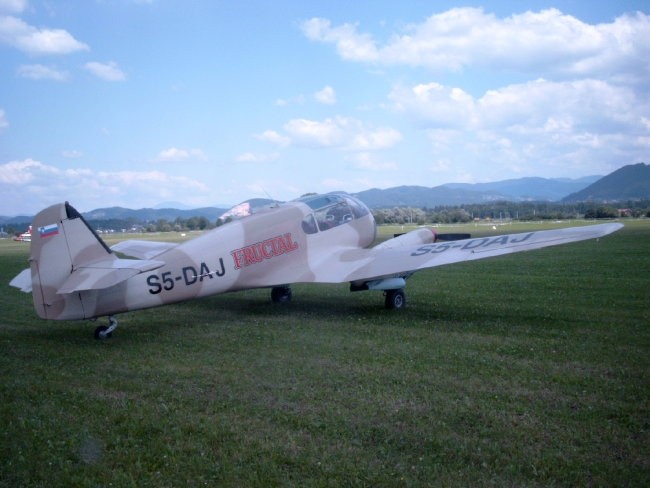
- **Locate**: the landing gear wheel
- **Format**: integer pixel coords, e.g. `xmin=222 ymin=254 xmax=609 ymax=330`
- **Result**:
xmin=385 ymin=289 xmax=406 ymax=310
xmin=271 ymin=285 xmax=292 ymax=303
xmin=94 ymin=316 xmax=118 ymax=339
xmin=94 ymin=325 xmax=112 ymax=340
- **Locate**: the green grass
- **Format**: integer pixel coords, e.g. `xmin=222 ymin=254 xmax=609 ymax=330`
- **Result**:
xmin=1 ymin=221 xmax=649 ymax=487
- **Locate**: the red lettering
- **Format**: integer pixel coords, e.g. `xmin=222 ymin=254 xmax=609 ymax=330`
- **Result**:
xmin=243 ymin=246 xmax=258 ymax=266
xmin=230 ymin=233 xmax=299 ymax=269
xmin=261 ymin=240 xmax=274 ymax=259
xmin=284 ymin=233 xmax=298 ymax=251
xmin=231 ymin=249 xmax=245 ymax=269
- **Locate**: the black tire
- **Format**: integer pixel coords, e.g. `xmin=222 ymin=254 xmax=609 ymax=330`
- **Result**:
xmin=271 ymin=286 xmax=292 ymax=303
xmin=385 ymin=289 xmax=406 ymax=310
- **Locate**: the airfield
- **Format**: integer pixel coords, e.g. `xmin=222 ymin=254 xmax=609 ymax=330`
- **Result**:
xmin=1 ymin=220 xmax=648 ymax=487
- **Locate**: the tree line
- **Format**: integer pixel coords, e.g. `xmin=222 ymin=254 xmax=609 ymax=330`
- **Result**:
xmin=372 ymin=200 xmax=650 ymax=225
xmin=5 ymin=200 xmax=649 ymax=236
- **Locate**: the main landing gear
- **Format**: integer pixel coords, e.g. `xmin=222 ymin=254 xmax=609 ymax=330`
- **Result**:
xmin=384 ymin=289 xmax=406 ymax=310
xmin=271 ymin=285 xmax=292 ymax=303
xmin=94 ymin=316 xmax=118 ymax=340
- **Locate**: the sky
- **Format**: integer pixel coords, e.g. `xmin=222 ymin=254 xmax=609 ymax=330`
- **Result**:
xmin=1 ymin=0 xmax=649 ymax=215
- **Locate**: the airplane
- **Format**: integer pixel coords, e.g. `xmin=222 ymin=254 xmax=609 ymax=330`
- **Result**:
xmin=13 ymin=225 xmax=32 ymax=242
xmin=9 ymin=193 xmax=622 ymax=339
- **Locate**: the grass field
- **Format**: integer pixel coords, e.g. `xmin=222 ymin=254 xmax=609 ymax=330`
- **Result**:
xmin=1 ymin=221 xmax=648 ymax=487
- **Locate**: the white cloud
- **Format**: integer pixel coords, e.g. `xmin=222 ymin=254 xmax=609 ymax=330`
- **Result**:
xmin=17 ymin=64 xmax=68 ymax=81
xmin=390 ymin=78 xmax=643 ymax=133
xmin=156 ymin=147 xmax=206 ymax=162
xmin=350 ymin=126 xmax=402 ymax=150
xmin=315 ymin=85 xmax=336 ymax=104
xmin=0 ymin=158 xmax=211 ymax=215
xmin=62 ymin=149 xmax=83 ymax=158
xmin=301 ymin=17 xmax=379 ymax=62
xmin=0 ymin=108 xmax=7 ymax=131
xmin=301 ymin=9 xmax=650 ymax=83
xmin=278 ymin=116 xmax=402 ymax=150
xmin=348 ymin=153 xmax=397 ymax=171
xmin=275 ymin=94 xmax=305 ymax=106
xmin=391 ymin=78 xmax=649 ymax=179
xmin=284 ymin=117 xmax=346 ymax=147
xmin=235 ymin=152 xmax=280 ymax=163
xmin=84 ymin=61 xmax=126 ymax=81
xmin=256 ymin=130 xmax=291 ymax=147
xmin=0 ymin=0 xmax=28 ymax=14
xmin=0 ymin=15 xmax=89 ymax=55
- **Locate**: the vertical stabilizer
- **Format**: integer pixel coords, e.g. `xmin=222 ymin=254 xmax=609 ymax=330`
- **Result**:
xmin=29 ymin=202 xmax=112 ymax=320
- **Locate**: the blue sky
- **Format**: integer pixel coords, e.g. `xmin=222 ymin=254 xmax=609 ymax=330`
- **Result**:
xmin=1 ymin=0 xmax=648 ymax=215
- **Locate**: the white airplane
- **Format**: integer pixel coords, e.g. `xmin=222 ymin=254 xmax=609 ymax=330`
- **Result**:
xmin=13 ymin=225 xmax=32 ymax=242
xmin=9 ymin=194 xmax=622 ymax=339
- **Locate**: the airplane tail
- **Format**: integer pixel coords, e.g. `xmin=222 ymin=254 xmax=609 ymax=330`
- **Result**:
xmin=22 ymin=202 xmax=113 ymax=320
xmin=11 ymin=202 xmax=166 ymax=320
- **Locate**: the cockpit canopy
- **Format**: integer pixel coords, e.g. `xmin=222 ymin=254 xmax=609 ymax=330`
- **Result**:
xmin=296 ymin=193 xmax=370 ymax=234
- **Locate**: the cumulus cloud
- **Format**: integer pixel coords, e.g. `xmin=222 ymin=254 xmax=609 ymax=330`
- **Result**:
xmin=62 ymin=149 xmax=83 ymax=158
xmin=301 ymin=17 xmax=378 ymax=62
xmin=274 ymin=116 xmax=402 ymax=151
xmin=17 ymin=64 xmax=68 ymax=81
xmin=0 ymin=15 xmax=89 ymax=55
xmin=256 ymin=130 xmax=291 ymax=147
xmin=349 ymin=153 xmax=397 ymax=171
xmin=315 ymin=85 xmax=336 ymax=104
xmin=235 ymin=152 xmax=280 ymax=163
xmin=301 ymin=9 xmax=650 ymax=82
xmin=0 ymin=158 xmax=211 ymax=215
xmin=0 ymin=108 xmax=7 ymax=131
xmin=156 ymin=147 xmax=206 ymax=162
xmin=0 ymin=0 xmax=28 ymax=13
xmin=391 ymin=78 xmax=649 ymax=178
xmin=84 ymin=61 xmax=126 ymax=81
xmin=390 ymin=78 xmax=644 ymax=133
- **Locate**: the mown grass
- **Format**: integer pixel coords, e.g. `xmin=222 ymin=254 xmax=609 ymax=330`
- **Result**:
xmin=1 ymin=221 xmax=648 ymax=487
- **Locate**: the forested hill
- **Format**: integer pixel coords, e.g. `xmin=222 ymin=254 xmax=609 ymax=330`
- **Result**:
xmin=562 ymin=163 xmax=650 ymax=202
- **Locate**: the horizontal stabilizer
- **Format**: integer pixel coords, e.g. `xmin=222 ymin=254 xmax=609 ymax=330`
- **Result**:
xmin=110 ymin=240 xmax=178 ymax=259
xmin=9 ymin=268 xmax=32 ymax=293
xmin=57 ymin=257 xmax=164 ymax=294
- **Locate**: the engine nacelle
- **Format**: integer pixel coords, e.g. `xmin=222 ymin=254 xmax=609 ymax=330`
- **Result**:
xmin=373 ymin=228 xmax=437 ymax=250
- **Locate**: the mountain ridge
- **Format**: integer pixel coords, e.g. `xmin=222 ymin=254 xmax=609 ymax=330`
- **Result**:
xmin=2 ymin=165 xmax=648 ymax=226
xmin=562 ymin=163 xmax=650 ymax=202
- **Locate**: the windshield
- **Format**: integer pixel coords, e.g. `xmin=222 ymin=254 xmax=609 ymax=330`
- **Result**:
xmin=296 ymin=193 xmax=370 ymax=234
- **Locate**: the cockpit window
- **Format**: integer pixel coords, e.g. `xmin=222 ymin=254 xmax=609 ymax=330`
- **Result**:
xmin=301 ymin=214 xmax=318 ymax=234
xmin=297 ymin=193 xmax=370 ymax=233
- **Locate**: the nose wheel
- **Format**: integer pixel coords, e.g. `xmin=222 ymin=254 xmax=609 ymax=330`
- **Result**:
xmin=94 ymin=316 xmax=118 ymax=339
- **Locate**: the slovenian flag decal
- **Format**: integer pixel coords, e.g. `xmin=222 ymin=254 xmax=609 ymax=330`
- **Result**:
xmin=39 ymin=223 xmax=59 ymax=238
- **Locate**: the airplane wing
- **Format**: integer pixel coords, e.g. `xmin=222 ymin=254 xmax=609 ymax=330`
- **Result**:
xmin=110 ymin=240 xmax=178 ymax=259
xmin=308 ymin=222 xmax=623 ymax=284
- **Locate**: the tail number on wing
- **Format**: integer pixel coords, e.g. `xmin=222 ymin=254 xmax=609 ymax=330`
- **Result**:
xmin=411 ymin=233 xmax=534 ymax=256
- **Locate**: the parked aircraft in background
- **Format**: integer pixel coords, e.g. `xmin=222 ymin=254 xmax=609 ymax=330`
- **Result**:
xmin=13 ymin=225 xmax=32 ymax=242
xmin=9 ymin=193 xmax=622 ymax=339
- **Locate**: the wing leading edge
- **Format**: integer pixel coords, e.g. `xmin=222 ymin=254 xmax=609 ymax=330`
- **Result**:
xmin=306 ymin=222 xmax=623 ymax=284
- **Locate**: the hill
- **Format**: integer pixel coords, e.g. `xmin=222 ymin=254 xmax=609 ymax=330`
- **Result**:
xmin=445 ymin=175 xmax=600 ymax=201
xmin=562 ymin=163 xmax=650 ymax=202
xmin=353 ymin=175 xmax=600 ymax=209
xmin=82 ymin=206 xmax=227 ymax=223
